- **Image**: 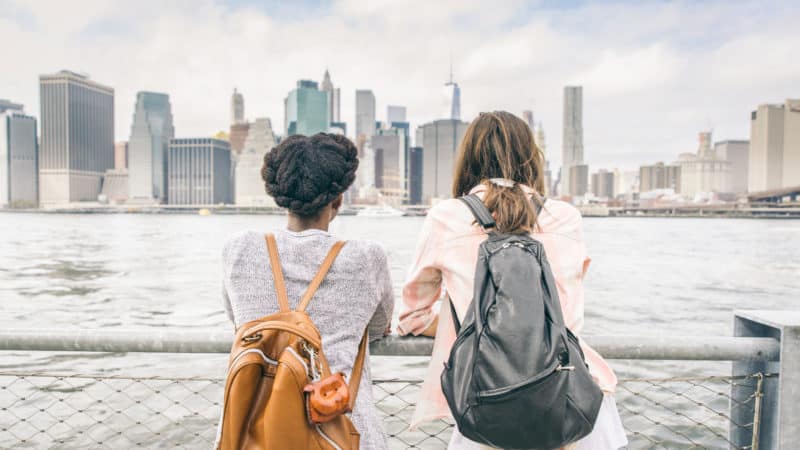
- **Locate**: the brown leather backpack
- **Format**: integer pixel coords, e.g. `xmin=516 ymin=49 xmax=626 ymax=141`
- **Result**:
xmin=216 ymin=234 xmax=368 ymax=450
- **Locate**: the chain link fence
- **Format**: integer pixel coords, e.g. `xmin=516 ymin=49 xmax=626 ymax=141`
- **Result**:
xmin=0 ymin=370 xmax=771 ymax=449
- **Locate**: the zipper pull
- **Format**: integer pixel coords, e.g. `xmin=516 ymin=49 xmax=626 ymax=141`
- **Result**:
xmin=556 ymin=365 xmax=575 ymax=372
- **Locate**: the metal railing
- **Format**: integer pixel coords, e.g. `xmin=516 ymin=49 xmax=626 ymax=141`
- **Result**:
xmin=1 ymin=309 xmax=797 ymax=449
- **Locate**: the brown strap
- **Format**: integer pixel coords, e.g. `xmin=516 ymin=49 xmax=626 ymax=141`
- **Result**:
xmin=295 ymin=241 xmax=346 ymax=313
xmin=348 ymin=330 xmax=369 ymax=410
xmin=264 ymin=234 xmax=291 ymax=312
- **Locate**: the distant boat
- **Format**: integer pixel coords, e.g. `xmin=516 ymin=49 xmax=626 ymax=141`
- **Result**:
xmin=356 ymin=204 xmax=405 ymax=218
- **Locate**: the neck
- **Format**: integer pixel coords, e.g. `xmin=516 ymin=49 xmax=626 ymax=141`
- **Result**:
xmin=286 ymin=211 xmax=330 ymax=233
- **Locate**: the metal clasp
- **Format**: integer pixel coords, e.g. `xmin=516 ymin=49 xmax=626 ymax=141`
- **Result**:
xmin=242 ymin=333 xmax=262 ymax=343
xmin=556 ymin=365 xmax=575 ymax=372
xmin=303 ymin=342 xmax=322 ymax=381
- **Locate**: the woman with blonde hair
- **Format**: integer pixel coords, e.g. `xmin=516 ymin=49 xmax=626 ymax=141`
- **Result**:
xmin=398 ymin=111 xmax=626 ymax=449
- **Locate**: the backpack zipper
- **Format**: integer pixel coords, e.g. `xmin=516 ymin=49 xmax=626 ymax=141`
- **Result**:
xmin=316 ymin=425 xmax=343 ymax=450
xmin=284 ymin=346 xmax=311 ymax=378
xmin=228 ymin=349 xmax=279 ymax=374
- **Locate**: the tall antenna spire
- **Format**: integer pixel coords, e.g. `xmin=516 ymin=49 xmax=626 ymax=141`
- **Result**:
xmin=449 ymin=53 xmax=454 ymax=84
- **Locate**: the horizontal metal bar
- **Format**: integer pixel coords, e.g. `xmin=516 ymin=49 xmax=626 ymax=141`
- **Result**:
xmin=0 ymin=329 xmax=781 ymax=361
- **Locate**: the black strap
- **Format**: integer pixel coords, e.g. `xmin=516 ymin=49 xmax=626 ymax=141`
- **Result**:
xmin=449 ymin=298 xmax=461 ymax=333
xmin=460 ymin=193 xmax=546 ymax=229
xmin=459 ymin=194 xmax=496 ymax=229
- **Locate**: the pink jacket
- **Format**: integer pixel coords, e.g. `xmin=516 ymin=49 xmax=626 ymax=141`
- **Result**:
xmin=398 ymin=184 xmax=617 ymax=427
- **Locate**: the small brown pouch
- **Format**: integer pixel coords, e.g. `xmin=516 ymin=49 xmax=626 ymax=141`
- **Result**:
xmin=304 ymin=372 xmax=352 ymax=424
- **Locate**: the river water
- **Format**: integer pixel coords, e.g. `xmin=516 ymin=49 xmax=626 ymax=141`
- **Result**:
xmin=1 ymin=213 xmax=799 ymax=381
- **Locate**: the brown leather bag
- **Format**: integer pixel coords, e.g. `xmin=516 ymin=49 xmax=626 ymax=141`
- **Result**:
xmin=216 ymin=234 xmax=368 ymax=450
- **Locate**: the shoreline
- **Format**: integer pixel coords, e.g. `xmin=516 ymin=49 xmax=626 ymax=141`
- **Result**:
xmin=2 ymin=206 xmax=800 ymax=219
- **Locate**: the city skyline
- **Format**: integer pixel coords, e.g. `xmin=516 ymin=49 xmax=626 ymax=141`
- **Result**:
xmin=2 ymin=0 xmax=798 ymax=171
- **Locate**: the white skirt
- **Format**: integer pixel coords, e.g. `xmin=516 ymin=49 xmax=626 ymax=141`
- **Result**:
xmin=448 ymin=395 xmax=628 ymax=450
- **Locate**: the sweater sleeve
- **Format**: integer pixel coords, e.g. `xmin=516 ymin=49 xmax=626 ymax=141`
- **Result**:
xmin=367 ymin=246 xmax=395 ymax=342
xmin=398 ymin=212 xmax=443 ymax=335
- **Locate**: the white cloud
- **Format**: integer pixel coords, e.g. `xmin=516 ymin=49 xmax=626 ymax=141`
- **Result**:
xmin=1 ymin=0 xmax=798 ymax=172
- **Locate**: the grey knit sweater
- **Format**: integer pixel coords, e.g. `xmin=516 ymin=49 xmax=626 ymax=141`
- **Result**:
xmin=222 ymin=229 xmax=394 ymax=450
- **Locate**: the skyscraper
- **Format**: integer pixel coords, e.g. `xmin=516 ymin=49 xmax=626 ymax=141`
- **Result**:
xmin=39 ymin=70 xmax=114 ymax=205
xmin=372 ymin=133 xmax=404 ymax=203
xmin=677 ymin=131 xmax=730 ymax=195
xmin=320 ymin=70 xmax=340 ymax=124
xmin=416 ymin=119 xmax=469 ymax=203
xmin=569 ymin=164 xmax=589 ymax=197
xmin=590 ymin=169 xmax=615 ymax=199
xmin=167 ymin=138 xmax=232 ymax=205
xmin=285 ymin=80 xmax=329 ymax=136
xmin=639 ymin=162 xmax=681 ymax=193
xmin=561 ymin=86 xmax=584 ymax=197
xmin=114 ymin=142 xmax=128 ymax=170
xmin=408 ymin=146 xmax=424 ymax=205
xmin=235 ymin=118 xmax=277 ymax=207
xmin=356 ymin=90 xmax=376 ymax=140
xmin=231 ymin=88 xmax=244 ymax=125
xmin=714 ymin=140 xmax=749 ymax=193
xmin=749 ymin=99 xmax=800 ymax=192
xmin=522 ymin=110 xmax=534 ymax=130
xmin=0 ymin=103 xmax=38 ymax=208
xmin=443 ymin=65 xmax=461 ymax=121
xmin=128 ymin=92 xmax=175 ymax=203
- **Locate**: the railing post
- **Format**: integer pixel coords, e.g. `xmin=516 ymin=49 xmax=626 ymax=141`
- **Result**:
xmin=732 ymin=310 xmax=800 ymax=449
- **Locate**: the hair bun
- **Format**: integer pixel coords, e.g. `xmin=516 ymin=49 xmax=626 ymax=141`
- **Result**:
xmin=261 ymin=133 xmax=359 ymax=217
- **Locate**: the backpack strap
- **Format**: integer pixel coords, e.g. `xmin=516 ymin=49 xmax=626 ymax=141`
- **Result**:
xmin=265 ymin=234 xmax=291 ymax=312
xmin=459 ymin=194 xmax=496 ymax=230
xmin=296 ymin=241 xmax=347 ymax=312
xmin=348 ymin=330 xmax=368 ymax=410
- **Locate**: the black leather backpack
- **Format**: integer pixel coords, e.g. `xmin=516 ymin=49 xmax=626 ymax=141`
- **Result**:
xmin=441 ymin=194 xmax=603 ymax=449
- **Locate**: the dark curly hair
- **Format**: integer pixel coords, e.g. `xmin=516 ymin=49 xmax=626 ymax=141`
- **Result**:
xmin=261 ymin=133 xmax=359 ymax=217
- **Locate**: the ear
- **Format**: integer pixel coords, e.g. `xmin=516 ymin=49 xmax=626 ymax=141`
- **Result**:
xmin=331 ymin=194 xmax=343 ymax=211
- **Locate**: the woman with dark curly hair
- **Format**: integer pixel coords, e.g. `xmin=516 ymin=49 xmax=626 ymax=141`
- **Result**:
xmin=221 ymin=133 xmax=394 ymax=450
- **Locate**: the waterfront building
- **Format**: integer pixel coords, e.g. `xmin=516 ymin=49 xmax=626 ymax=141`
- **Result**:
xmin=100 ymin=169 xmax=128 ymax=204
xmin=749 ymin=99 xmax=800 ymax=192
xmin=387 ymin=105 xmax=407 ymax=124
xmin=522 ymin=110 xmax=534 ymax=130
xmin=591 ymin=169 xmax=615 ymax=199
xmin=640 ymin=162 xmax=681 ymax=193
xmin=615 ymin=169 xmax=639 ymax=198
xmin=231 ymin=89 xmax=245 ymax=125
xmin=229 ymin=122 xmax=249 ymax=155
xmin=562 ymin=86 xmax=584 ymax=196
xmin=285 ymin=80 xmax=329 ymax=136
xmin=39 ymin=70 xmax=114 ymax=205
xmin=677 ymin=131 xmax=730 ymax=196
xmin=127 ymin=92 xmax=175 ymax=203
xmin=443 ymin=66 xmax=461 ymax=121
xmin=372 ymin=133 xmax=404 ymax=204
xmin=114 ymin=142 xmax=128 ymax=170
xmin=408 ymin=146 xmax=423 ymax=205
xmin=167 ymin=138 xmax=232 ymax=205
xmin=320 ymin=70 xmax=340 ymax=124
xmin=748 ymin=99 xmax=800 ymax=192
xmin=714 ymin=140 xmax=749 ymax=193
xmin=569 ymin=163 xmax=589 ymax=197
xmin=235 ymin=118 xmax=277 ymax=207
xmin=416 ymin=119 xmax=469 ymax=204
xmin=330 ymin=122 xmax=347 ymax=135
xmin=356 ymin=90 xmax=376 ymax=140
xmin=355 ymin=90 xmax=377 ymax=192
xmin=0 ymin=105 xmax=38 ymax=208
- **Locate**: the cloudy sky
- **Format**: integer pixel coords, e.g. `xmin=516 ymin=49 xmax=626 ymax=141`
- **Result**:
xmin=1 ymin=0 xmax=798 ymax=171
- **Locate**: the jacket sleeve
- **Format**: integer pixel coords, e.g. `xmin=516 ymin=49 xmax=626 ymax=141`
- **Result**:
xmin=398 ymin=213 xmax=443 ymax=335
xmin=367 ymin=247 xmax=395 ymax=342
